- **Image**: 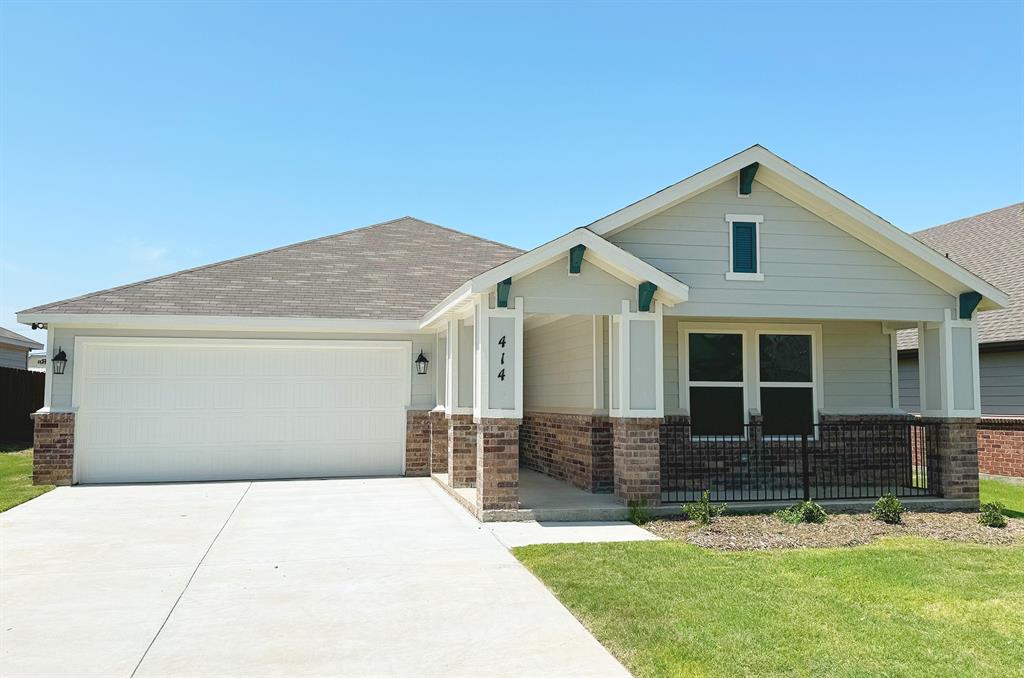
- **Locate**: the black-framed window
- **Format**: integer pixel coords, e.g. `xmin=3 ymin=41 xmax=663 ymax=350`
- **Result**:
xmin=758 ymin=333 xmax=814 ymax=436
xmin=688 ymin=332 xmax=744 ymax=436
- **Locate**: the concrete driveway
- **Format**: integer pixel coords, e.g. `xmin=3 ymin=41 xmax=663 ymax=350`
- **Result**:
xmin=1 ymin=478 xmax=628 ymax=678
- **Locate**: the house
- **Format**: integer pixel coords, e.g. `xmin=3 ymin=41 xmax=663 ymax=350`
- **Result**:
xmin=0 ymin=327 xmax=43 ymax=370
xmin=897 ymin=203 xmax=1024 ymax=480
xmin=17 ymin=146 xmax=1009 ymax=519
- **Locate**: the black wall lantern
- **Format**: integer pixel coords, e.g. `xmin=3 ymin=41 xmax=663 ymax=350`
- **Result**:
xmin=415 ymin=350 xmax=429 ymax=375
xmin=52 ymin=347 xmax=68 ymax=375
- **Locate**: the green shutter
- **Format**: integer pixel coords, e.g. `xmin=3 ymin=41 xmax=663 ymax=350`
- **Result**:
xmin=732 ymin=222 xmax=757 ymax=273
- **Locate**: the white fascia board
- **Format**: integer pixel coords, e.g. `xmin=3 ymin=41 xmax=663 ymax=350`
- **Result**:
xmin=0 ymin=337 xmax=43 ymax=351
xmin=586 ymin=145 xmax=1009 ymax=310
xmin=418 ymin=284 xmax=472 ymax=329
xmin=465 ymin=228 xmax=689 ymax=304
xmin=15 ymin=312 xmax=427 ymax=334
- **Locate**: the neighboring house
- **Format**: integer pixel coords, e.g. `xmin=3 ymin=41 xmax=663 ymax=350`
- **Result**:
xmin=27 ymin=352 xmax=47 ymax=372
xmin=17 ymin=146 xmax=1009 ymax=517
xmin=898 ymin=203 xmax=1024 ymax=480
xmin=0 ymin=327 xmax=43 ymax=370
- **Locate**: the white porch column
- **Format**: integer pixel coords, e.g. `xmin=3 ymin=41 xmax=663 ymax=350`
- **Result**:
xmin=472 ymin=295 xmax=524 ymax=511
xmin=918 ymin=308 xmax=981 ymax=417
xmin=609 ymin=298 xmax=664 ymax=505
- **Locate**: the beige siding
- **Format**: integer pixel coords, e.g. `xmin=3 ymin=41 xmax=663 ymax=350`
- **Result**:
xmin=510 ymin=258 xmax=635 ymax=316
xmin=664 ymin=320 xmax=894 ymax=415
xmin=49 ymin=327 xmax=438 ymax=411
xmin=523 ymin=315 xmax=595 ymax=412
xmin=610 ymin=179 xmax=955 ymax=322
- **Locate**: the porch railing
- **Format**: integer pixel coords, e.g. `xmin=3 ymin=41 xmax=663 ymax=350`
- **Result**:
xmin=660 ymin=419 xmax=937 ymax=503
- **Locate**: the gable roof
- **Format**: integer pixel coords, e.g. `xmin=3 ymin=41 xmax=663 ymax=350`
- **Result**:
xmin=586 ymin=145 xmax=1010 ymax=311
xmin=899 ymin=203 xmax=1024 ymax=350
xmin=421 ymin=228 xmax=690 ymax=327
xmin=18 ymin=218 xmax=522 ymax=322
xmin=0 ymin=326 xmax=43 ymax=350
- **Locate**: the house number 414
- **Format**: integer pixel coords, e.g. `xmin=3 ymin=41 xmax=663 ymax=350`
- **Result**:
xmin=497 ymin=335 xmax=506 ymax=381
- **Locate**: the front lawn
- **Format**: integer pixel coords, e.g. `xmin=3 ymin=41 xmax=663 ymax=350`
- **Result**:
xmin=0 ymin=447 xmax=54 ymax=512
xmin=516 ymin=537 xmax=1024 ymax=677
xmin=981 ymin=477 xmax=1024 ymax=518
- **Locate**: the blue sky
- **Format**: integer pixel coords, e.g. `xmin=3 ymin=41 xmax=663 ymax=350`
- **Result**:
xmin=1 ymin=1 xmax=1022 ymax=347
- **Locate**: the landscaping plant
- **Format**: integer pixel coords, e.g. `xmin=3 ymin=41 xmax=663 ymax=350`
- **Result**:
xmin=682 ymin=489 xmax=728 ymax=525
xmin=628 ymin=499 xmax=651 ymax=526
xmin=978 ymin=501 xmax=1008 ymax=528
xmin=775 ymin=499 xmax=828 ymax=525
xmin=870 ymin=492 xmax=905 ymax=525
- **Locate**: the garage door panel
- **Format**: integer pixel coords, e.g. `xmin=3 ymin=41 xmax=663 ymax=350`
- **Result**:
xmin=75 ymin=341 xmax=409 ymax=483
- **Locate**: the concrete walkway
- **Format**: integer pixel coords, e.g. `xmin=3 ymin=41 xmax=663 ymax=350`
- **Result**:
xmin=1 ymin=478 xmax=629 ymax=678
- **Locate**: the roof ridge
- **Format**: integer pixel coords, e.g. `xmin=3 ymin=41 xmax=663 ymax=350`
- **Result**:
xmin=398 ymin=215 xmax=524 ymax=253
xmin=914 ymin=201 xmax=1024 ymax=236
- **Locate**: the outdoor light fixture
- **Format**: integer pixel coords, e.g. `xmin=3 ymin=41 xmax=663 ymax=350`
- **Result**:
xmin=415 ymin=350 xmax=429 ymax=375
xmin=51 ymin=347 xmax=68 ymax=375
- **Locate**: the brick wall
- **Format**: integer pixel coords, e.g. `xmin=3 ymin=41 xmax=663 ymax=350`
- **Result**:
xmin=476 ymin=418 xmax=520 ymax=511
xmin=923 ymin=417 xmax=980 ymax=501
xmin=447 ymin=413 xmax=476 ymax=488
xmin=429 ymin=409 xmax=447 ymax=475
xmin=612 ymin=417 xmax=662 ymax=505
xmin=32 ymin=411 xmax=75 ymax=486
xmin=404 ymin=410 xmax=432 ymax=477
xmin=519 ymin=412 xmax=612 ymax=492
xmin=977 ymin=418 xmax=1024 ymax=479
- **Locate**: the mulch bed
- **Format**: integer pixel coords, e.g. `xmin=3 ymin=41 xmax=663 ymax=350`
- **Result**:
xmin=645 ymin=512 xmax=1024 ymax=551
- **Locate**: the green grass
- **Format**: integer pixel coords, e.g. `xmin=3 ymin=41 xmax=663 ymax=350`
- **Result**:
xmin=0 ymin=447 xmax=54 ymax=512
xmin=515 ymin=538 xmax=1024 ymax=677
xmin=981 ymin=478 xmax=1024 ymax=518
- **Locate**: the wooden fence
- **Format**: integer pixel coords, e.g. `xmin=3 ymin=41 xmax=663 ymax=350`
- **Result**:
xmin=0 ymin=366 xmax=44 ymax=443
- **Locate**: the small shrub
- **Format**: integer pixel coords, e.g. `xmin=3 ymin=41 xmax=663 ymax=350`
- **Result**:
xmin=682 ymin=490 xmax=728 ymax=526
xmin=871 ymin=492 xmax=905 ymax=525
xmin=776 ymin=499 xmax=828 ymax=525
xmin=628 ymin=499 xmax=651 ymax=526
xmin=978 ymin=502 xmax=1008 ymax=528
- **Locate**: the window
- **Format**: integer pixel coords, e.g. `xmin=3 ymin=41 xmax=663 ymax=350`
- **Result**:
xmin=757 ymin=333 xmax=815 ymax=436
xmin=687 ymin=332 xmax=745 ymax=436
xmin=725 ymin=214 xmax=764 ymax=281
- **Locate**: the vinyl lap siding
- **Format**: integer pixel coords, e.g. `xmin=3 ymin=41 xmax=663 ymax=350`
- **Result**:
xmin=524 ymin=316 xmax=595 ymax=412
xmin=610 ymin=179 xmax=955 ymax=322
xmin=0 ymin=346 xmax=28 ymax=370
xmin=899 ymin=351 xmax=1024 ymax=416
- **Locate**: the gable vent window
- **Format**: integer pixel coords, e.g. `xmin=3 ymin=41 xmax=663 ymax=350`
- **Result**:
xmin=725 ymin=214 xmax=764 ymax=281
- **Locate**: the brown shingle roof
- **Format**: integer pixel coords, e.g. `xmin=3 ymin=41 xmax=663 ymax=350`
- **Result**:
xmin=20 ymin=217 xmax=523 ymax=321
xmin=899 ymin=203 xmax=1024 ymax=350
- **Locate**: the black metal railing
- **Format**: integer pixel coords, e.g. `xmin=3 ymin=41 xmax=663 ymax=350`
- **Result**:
xmin=660 ymin=419 xmax=936 ymax=503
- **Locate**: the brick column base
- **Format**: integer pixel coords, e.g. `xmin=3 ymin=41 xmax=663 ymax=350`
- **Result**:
xmin=612 ymin=417 xmax=662 ymax=505
xmin=429 ymin=409 xmax=447 ymax=475
xmin=32 ymin=411 xmax=75 ymax=486
xmin=448 ymin=414 xmax=477 ymax=488
xmin=404 ymin=410 xmax=432 ymax=477
xmin=924 ymin=417 xmax=980 ymax=502
xmin=476 ymin=418 xmax=520 ymax=511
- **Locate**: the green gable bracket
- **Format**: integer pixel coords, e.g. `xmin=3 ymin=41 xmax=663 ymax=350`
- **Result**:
xmin=959 ymin=291 xmax=982 ymax=319
xmin=638 ymin=281 xmax=658 ymax=312
xmin=568 ymin=244 xmax=586 ymax=275
xmin=496 ymin=277 xmax=513 ymax=308
xmin=739 ymin=162 xmax=759 ymax=195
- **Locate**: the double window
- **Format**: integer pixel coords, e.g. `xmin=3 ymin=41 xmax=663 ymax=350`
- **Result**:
xmin=681 ymin=326 xmax=818 ymax=437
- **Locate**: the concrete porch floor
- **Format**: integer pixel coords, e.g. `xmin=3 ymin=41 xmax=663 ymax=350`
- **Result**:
xmin=433 ymin=468 xmax=631 ymax=522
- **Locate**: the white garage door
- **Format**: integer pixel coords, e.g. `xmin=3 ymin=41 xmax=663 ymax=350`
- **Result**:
xmin=73 ymin=338 xmax=411 ymax=484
